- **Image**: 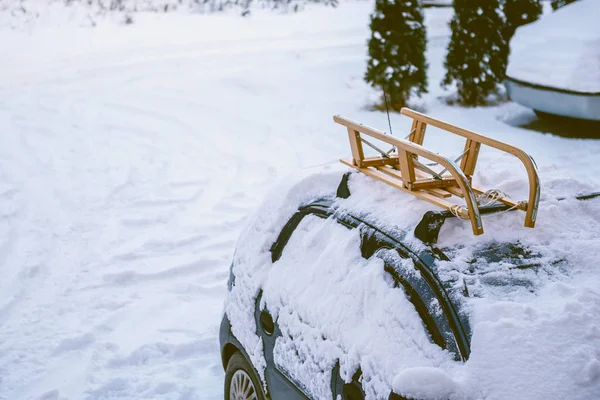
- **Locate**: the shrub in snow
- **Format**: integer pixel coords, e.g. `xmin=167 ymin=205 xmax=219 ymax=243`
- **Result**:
xmin=365 ymin=0 xmax=427 ymax=111
xmin=551 ymin=0 xmax=578 ymax=10
xmin=442 ymin=0 xmax=507 ymax=106
xmin=502 ymin=0 xmax=542 ymax=42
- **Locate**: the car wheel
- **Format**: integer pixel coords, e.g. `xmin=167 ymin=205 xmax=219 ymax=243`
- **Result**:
xmin=225 ymin=352 xmax=266 ymax=400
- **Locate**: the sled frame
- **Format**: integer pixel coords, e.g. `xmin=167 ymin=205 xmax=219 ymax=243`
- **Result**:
xmin=334 ymin=108 xmax=540 ymax=236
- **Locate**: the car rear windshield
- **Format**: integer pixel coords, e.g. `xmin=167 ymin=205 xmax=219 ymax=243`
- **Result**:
xmin=436 ymin=240 xmax=567 ymax=298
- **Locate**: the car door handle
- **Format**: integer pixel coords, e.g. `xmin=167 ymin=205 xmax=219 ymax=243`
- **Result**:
xmin=260 ymin=311 xmax=274 ymax=336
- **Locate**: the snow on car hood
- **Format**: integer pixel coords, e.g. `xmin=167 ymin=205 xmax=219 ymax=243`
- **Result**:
xmin=506 ymin=0 xmax=600 ymax=93
xmin=225 ymin=164 xmax=600 ymax=400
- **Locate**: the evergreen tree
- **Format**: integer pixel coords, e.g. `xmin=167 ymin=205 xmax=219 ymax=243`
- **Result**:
xmin=365 ymin=0 xmax=427 ymax=111
xmin=443 ymin=0 xmax=507 ymax=106
xmin=503 ymin=0 xmax=542 ymax=42
xmin=551 ymin=0 xmax=578 ymax=10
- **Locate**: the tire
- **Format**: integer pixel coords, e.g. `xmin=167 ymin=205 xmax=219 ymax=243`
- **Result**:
xmin=224 ymin=352 xmax=266 ymax=400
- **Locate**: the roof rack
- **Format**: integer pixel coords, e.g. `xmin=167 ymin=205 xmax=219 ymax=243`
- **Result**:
xmin=334 ymin=108 xmax=540 ymax=236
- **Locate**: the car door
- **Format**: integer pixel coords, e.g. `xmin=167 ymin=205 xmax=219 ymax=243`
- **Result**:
xmin=258 ymin=208 xmax=341 ymax=399
xmin=254 ymin=289 xmax=309 ymax=400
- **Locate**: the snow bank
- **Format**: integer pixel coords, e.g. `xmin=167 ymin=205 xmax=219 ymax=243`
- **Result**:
xmin=506 ymin=0 xmax=600 ymax=93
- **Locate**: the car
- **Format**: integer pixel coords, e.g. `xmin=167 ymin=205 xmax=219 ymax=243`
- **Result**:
xmin=219 ymin=110 xmax=600 ymax=400
xmin=505 ymin=0 xmax=600 ymax=121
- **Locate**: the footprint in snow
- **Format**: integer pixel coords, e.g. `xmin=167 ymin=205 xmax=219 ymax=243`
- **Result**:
xmin=52 ymin=332 xmax=95 ymax=355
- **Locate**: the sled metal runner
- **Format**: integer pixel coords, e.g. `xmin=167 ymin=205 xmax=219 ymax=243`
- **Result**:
xmin=334 ymin=108 xmax=541 ymax=236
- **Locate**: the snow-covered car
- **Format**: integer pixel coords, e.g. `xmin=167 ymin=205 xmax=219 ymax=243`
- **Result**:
xmin=219 ymin=172 xmax=600 ymax=399
xmin=505 ymin=0 xmax=600 ymax=121
xmin=220 ymin=109 xmax=600 ymax=400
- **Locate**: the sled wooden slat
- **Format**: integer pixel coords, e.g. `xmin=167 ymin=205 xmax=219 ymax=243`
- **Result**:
xmin=412 ymin=120 xmax=427 ymax=145
xmin=425 ymin=188 xmax=453 ymax=199
xmin=376 ymin=166 xmax=453 ymax=198
xmin=346 ymin=128 xmax=365 ymax=164
xmin=335 ymin=107 xmax=541 ymax=236
xmin=340 ymin=158 xmax=469 ymax=218
xmin=460 ymin=139 xmax=480 ymax=179
xmin=397 ymin=149 xmax=416 ymax=187
xmin=360 ymin=156 xmax=400 ymax=168
xmin=410 ymin=178 xmax=457 ymax=191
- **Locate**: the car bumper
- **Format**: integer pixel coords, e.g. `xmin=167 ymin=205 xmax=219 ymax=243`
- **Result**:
xmin=505 ymin=77 xmax=600 ymax=121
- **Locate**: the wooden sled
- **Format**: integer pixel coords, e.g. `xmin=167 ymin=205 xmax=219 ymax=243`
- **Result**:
xmin=334 ymin=108 xmax=540 ymax=236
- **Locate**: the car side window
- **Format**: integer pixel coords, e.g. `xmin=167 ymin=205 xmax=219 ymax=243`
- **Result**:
xmin=361 ymin=228 xmax=451 ymax=354
xmin=270 ymin=211 xmax=309 ymax=263
xmin=379 ymin=250 xmax=447 ymax=351
xmin=373 ymin=243 xmax=468 ymax=360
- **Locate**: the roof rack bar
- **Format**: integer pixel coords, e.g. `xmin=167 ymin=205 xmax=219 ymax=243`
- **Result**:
xmin=334 ymin=108 xmax=541 ymax=236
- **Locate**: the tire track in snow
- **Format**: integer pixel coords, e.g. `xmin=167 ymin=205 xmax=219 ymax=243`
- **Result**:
xmin=0 ymin=5 xmax=375 ymax=398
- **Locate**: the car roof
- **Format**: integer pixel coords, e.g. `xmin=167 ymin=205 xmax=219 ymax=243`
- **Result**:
xmin=305 ymin=194 xmax=555 ymax=294
xmin=309 ymin=171 xmax=586 ymax=305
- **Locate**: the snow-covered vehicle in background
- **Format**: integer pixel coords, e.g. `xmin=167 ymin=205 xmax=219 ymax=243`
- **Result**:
xmin=219 ymin=109 xmax=600 ymax=400
xmin=422 ymin=0 xmax=452 ymax=7
xmin=505 ymin=0 xmax=600 ymax=121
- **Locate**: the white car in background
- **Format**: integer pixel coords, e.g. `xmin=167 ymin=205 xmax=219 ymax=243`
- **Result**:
xmin=422 ymin=0 xmax=452 ymax=7
xmin=505 ymin=0 xmax=600 ymax=121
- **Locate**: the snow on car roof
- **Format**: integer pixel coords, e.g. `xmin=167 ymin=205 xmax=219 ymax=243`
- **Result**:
xmin=227 ymin=163 xmax=600 ymax=400
xmin=506 ymin=0 xmax=600 ymax=93
xmin=338 ymin=168 xmax=598 ymax=302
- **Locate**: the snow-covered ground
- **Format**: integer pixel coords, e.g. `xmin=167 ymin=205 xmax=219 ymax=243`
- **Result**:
xmin=1 ymin=2 xmax=599 ymax=400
